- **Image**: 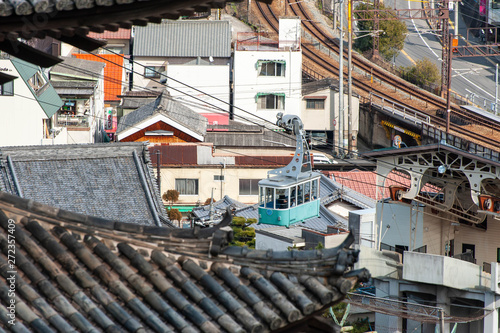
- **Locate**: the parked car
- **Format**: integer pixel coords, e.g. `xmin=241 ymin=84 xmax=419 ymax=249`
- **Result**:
xmin=312 ymin=153 xmax=337 ymax=164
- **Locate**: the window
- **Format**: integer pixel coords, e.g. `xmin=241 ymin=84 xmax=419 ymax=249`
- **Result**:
xmin=28 ymin=71 xmax=47 ymax=94
xmin=0 ymin=81 xmax=13 ymax=96
xmin=214 ymin=175 xmax=225 ymax=181
xmin=257 ymin=93 xmax=285 ymax=110
xmin=258 ymin=61 xmax=285 ymax=76
xmin=144 ymin=66 xmax=166 ymax=78
xmin=239 ymin=179 xmax=259 ymax=195
xmin=306 ymin=99 xmax=325 ymax=109
xmin=497 ymin=248 xmax=500 ymax=263
xmin=175 ymin=179 xmax=199 ymax=195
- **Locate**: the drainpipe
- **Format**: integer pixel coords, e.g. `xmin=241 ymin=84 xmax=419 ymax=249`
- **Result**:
xmin=7 ymin=156 xmax=23 ymax=198
xmin=132 ymin=150 xmax=161 ymax=226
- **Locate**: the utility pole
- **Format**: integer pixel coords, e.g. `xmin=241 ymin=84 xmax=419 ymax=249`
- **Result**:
xmin=338 ymin=0 xmax=344 ymax=158
xmin=496 ymin=63 xmax=498 ymax=115
xmin=347 ymin=0 xmax=353 ymax=156
xmin=445 ymin=32 xmax=452 ymax=138
xmin=155 ymin=150 xmax=161 ymax=191
xmin=454 ymin=0 xmax=458 ymax=38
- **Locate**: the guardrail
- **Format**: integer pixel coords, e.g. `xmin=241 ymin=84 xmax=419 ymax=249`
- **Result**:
xmin=422 ymin=123 xmax=500 ymax=163
xmin=56 ymin=114 xmax=89 ymax=128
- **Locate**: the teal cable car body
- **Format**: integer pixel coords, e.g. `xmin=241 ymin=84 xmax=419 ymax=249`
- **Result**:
xmin=258 ymin=113 xmax=321 ymax=227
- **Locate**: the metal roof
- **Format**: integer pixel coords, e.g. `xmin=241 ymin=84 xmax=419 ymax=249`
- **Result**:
xmin=134 ymin=20 xmax=232 ymax=58
xmin=11 ymin=57 xmax=62 ymax=118
xmin=258 ymin=171 xmax=322 ymax=187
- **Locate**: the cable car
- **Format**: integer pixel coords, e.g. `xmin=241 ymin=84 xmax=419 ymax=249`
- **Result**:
xmin=258 ymin=113 xmax=321 ymax=227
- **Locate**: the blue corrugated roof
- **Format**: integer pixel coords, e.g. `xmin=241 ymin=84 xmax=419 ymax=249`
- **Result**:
xmin=11 ymin=57 xmax=62 ymax=118
xmin=134 ymin=20 xmax=231 ymax=58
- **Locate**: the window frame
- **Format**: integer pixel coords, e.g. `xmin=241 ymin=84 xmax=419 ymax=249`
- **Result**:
xmin=0 ymin=81 xmax=13 ymax=96
xmin=214 ymin=175 xmax=225 ymax=182
xmin=256 ymin=93 xmax=285 ymax=110
xmin=306 ymin=99 xmax=325 ymax=110
xmin=175 ymin=178 xmax=199 ymax=195
xmin=239 ymin=179 xmax=260 ymax=196
xmin=258 ymin=60 xmax=286 ymax=77
xmin=144 ymin=66 xmax=166 ymax=78
xmin=28 ymin=71 xmax=48 ymax=95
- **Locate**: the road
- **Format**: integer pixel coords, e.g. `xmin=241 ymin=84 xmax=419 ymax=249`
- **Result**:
xmin=390 ymin=0 xmax=499 ymax=113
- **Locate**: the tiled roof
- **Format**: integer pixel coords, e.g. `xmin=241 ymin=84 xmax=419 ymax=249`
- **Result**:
xmin=192 ymin=195 xmax=248 ymax=223
xmin=51 ymin=80 xmax=97 ymax=96
xmin=302 ymin=77 xmax=339 ymax=95
xmin=88 ymin=29 xmax=131 ymax=40
xmin=117 ymin=91 xmax=207 ymax=138
xmin=320 ymin=174 xmax=376 ymax=208
xmin=50 ymin=56 xmax=105 ymax=79
xmin=74 ymin=53 xmax=124 ymax=102
xmin=134 ymin=20 xmax=232 ymax=58
xmin=326 ymin=170 xmax=430 ymax=200
xmin=0 ymin=192 xmax=369 ymax=332
xmin=0 ymin=142 xmax=169 ymax=227
xmin=205 ymin=122 xmax=296 ymax=148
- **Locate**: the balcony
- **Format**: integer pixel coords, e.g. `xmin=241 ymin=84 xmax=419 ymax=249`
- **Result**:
xmin=403 ymin=251 xmax=491 ymax=291
xmin=56 ymin=114 xmax=89 ymax=128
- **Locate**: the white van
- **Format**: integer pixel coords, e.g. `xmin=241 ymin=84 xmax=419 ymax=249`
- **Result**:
xmin=312 ymin=153 xmax=337 ymax=164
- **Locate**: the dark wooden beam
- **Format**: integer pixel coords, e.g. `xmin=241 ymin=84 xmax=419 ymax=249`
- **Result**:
xmin=0 ymin=39 xmax=62 ymax=68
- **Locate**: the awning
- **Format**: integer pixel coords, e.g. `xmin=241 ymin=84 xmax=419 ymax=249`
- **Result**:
xmin=169 ymin=205 xmax=197 ymax=213
xmin=304 ymin=95 xmax=327 ymax=100
xmin=255 ymin=92 xmax=286 ymax=102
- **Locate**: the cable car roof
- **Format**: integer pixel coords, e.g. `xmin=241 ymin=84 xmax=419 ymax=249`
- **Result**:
xmin=258 ymin=171 xmax=322 ymax=187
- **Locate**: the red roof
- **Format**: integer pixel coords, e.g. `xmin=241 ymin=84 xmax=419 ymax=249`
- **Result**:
xmin=325 ymin=170 xmax=437 ymax=200
xmin=74 ymin=53 xmax=124 ymax=102
xmin=201 ymin=113 xmax=229 ymax=126
xmin=87 ymin=29 xmax=131 ymax=40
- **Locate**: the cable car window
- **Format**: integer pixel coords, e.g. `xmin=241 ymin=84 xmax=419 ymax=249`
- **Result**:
xmin=312 ymin=179 xmax=318 ymax=200
xmin=276 ymin=188 xmax=289 ymax=209
xmin=304 ymin=182 xmax=311 ymax=203
xmin=297 ymin=184 xmax=304 ymax=205
xmin=290 ymin=186 xmax=297 ymax=207
xmin=259 ymin=187 xmax=265 ymax=206
xmin=265 ymin=187 xmax=275 ymax=209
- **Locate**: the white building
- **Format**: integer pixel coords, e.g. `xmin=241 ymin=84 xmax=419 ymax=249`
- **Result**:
xmin=49 ymin=57 xmax=106 ymax=144
xmin=302 ymin=77 xmax=360 ymax=154
xmin=133 ymin=20 xmax=232 ymax=124
xmin=0 ymin=57 xmax=62 ymax=146
xmin=233 ymin=17 xmax=303 ymax=125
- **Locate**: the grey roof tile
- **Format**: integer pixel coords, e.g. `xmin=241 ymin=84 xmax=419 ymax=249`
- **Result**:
xmin=134 ymin=20 xmax=231 ymax=58
xmin=0 ymin=190 xmax=369 ymax=332
xmin=50 ymin=57 xmax=105 ymax=79
xmin=117 ymin=91 xmax=207 ymax=138
xmin=0 ymin=142 xmax=169 ymax=227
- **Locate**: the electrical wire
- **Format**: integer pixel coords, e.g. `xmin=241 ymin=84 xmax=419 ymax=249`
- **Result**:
xmin=7 ymin=40 xmax=494 ymax=200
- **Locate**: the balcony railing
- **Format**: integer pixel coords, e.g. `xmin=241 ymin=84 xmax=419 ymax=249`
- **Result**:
xmin=56 ymin=114 xmax=89 ymax=128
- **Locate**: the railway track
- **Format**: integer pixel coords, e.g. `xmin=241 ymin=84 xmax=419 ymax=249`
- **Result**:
xmin=254 ymin=0 xmax=500 ymax=149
